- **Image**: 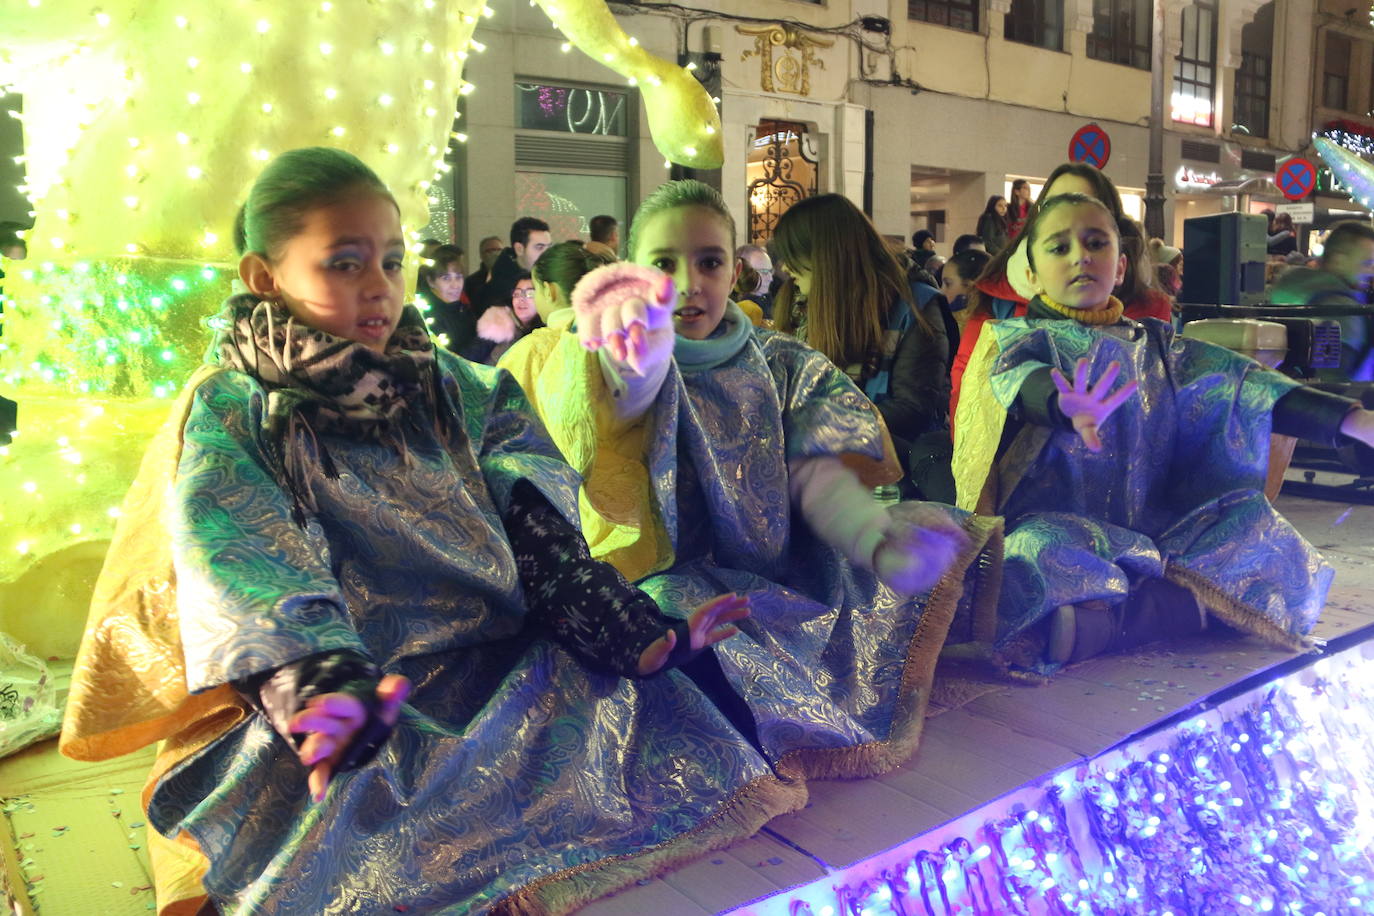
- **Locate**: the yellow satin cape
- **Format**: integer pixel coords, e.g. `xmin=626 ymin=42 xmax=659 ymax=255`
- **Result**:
xmin=59 ymin=365 xmax=244 ymax=915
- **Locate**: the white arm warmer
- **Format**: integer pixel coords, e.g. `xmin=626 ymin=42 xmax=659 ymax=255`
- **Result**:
xmin=597 ymin=348 xmax=673 ymax=425
xmin=789 ymin=455 xmax=889 ymax=570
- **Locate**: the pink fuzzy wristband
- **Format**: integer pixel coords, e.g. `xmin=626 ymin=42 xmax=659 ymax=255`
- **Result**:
xmin=570 ymin=263 xmax=675 ymax=331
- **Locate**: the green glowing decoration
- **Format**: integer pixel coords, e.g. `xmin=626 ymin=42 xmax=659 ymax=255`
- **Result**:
xmin=0 ymin=0 xmax=724 ymax=621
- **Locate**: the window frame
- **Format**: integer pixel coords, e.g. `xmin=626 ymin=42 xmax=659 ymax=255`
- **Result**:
xmin=1171 ymin=0 xmax=1219 ymax=128
xmin=1324 ymin=32 xmax=1352 ymax=113
xmin=1086 ymin=0 xmax=1152 ymax=70
xmin=1231 ymin=3 xmax=1273 ymax=138
xmin=1005 ymin=0 xmax=1064 ymax=51
xmin=907 ymin=0 xmax=979 ymax=33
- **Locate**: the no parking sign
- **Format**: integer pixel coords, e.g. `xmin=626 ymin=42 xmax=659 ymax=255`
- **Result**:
xmin=1276 ymin=158 xmax=1317 ymax=201
xmin=1068 ymin=124 xmax=1111 ymax=170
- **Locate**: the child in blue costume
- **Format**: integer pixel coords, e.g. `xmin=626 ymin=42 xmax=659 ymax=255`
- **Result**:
xmin=60 ymin=149 xmax=780 ymax=916
xmin=952 ymin=193 xmax=1374 ymax=670
xmin=502 ymin=180 xmax=1003 ymax=787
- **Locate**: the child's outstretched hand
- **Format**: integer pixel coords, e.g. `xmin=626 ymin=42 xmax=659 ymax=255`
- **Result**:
xmin=571 ymin=263 xmax=677 ymax=377
xmin=1051 ymin=358 xmax=1139 ymax=452
xmin=289 ymin=674 xmax=411 ymax=803
xmin=637 ymin=593 xmax=751 ymax=676
xmin=873 ymin=504 xmax=969 ymax=595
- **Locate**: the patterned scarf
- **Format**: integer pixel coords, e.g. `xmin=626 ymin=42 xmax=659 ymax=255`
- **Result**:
xmin=211 ymin=295 xmax=439 ymax=521
xmin=213 ymin=294 xmax=435 ymax=438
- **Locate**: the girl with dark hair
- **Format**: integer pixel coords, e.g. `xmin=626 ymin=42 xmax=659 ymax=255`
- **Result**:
xmin=941 ymin=247 xmax=991 ymax=321
xmin=63 ymin=147 xmax=752 ymax=915
xmin=464 ymin=273 xmax=544 ymax=365
xmin=949 ymin=162 xmax=1172 ymax=423
xmin=529 ymin=239 xmax=615 ymax=322
xmin=1006 ymin=178 xmax=1032 ymax=239
xmin=772 ymin=193 xmax=953 ymax=482
xmin=1267 ymin=211 xmax=1298 ymax=256
xmin=976 ymin=195 xmax=1010 ymax=254
xmin=952 ymin=192 xmax=1374 ymax=670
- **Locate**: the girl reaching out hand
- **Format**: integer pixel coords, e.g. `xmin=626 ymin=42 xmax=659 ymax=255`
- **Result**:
xmin=952 ymin=192 xmax=1374 ymax=670
xmin=501 ymin=180 xmax=1001 ymax=782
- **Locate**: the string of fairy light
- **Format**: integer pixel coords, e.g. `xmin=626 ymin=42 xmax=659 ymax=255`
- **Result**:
xmin=779 ymin=646 xmax=1374 ymax=916
xmin=1 ymin=0 xmax=723 ymax=572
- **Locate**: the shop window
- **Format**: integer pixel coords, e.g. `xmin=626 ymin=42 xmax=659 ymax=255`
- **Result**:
xmin=908 ymin=0 xmax=978 ymax=32
xmin=513 ymin=80 xmax=631 ymax=242
xmin=1324 ymin=33 xmax=1351 ymax=112
xmin=516 ymin=81 xmax=629 ymax=137
xmin=1171 ymin=1 xmax=1217 ymax=127
xmin=1231 ymin=3 xmax=1272 ymax=138
xmin=1087 ymin=0 xmax=1151 ymax=70
xmin=1006 ymin=0 xmax=1063 ymax=52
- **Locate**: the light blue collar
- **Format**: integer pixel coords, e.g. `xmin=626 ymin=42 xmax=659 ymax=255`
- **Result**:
xmin=673 ymin=301 xmax=753 ymax=373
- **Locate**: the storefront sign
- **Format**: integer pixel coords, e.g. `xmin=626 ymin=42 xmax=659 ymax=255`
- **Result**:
xmin=1317 ymin=166 xmax=1349 ymax=194
xmin=1276 ymin=202 xmax=1314 ymax=224
xmin=1174 ymin=165 xmax=1223 ymax=189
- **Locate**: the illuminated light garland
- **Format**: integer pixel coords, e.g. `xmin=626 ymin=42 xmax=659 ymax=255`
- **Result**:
xmin=1315 ymin=136 xmax=1374 ymax=210
xmin=1 ymin=0 xmax=725 ymax=608
xmin=1320 ymin=127 xmax=1374 ymax=160
xmin=743 ymin=641 xmax=1374 ymax=916
xmin=0 ymin=260 xmax=224 ymax=394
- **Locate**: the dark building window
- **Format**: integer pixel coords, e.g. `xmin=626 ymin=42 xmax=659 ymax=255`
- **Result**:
xmin=1324 ymin=33 xmax=1351 ymax=112
xmin=908 ymin=0 xmax=978 ymax=32
xmin=1232 ymin=3 xmax=1273 ymax=137
xmin=1006 ymin=0 xmax=1064 ymax=51
xmin=1171 ymin=1 xmax=1217 ymax=126
xmin=1087 ymin=0 xmax=1151 ymax=69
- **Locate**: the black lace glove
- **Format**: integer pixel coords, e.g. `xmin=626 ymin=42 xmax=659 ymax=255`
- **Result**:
xmin=503 ymin=480 xmax=686 ymax=677
xmin=236 ymin=650 xmax=393 ymax=773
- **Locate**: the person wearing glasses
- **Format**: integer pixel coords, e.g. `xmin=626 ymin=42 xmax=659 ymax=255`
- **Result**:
xmin=465 ymin=273 xmax=544 ymax=365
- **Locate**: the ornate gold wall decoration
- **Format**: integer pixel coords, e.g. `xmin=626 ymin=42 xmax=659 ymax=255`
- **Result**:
xmin=738 ymin=24 xmax=834 ymax=97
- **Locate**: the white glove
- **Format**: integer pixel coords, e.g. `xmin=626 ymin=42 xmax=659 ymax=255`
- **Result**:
xmin=871 ymin=503 xmax=968 ymax=595
xmin=476 ymin=305 xmax=517 ymax=344
xmin=791 ymin=457 xmax=968 ymax=596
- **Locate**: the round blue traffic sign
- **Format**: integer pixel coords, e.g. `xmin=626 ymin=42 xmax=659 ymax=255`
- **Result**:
xmin=1276 ymin=158 xmax=1316 ymax=201
xmin=1068 ymin=124 xmax=1112 ymax=170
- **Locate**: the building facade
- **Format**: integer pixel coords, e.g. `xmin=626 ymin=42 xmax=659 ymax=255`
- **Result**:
xmin=446 ymin=0 xmax=1368 ymax=257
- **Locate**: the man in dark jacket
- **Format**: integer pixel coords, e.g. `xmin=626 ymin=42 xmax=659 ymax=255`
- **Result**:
xmin=1271 ymin=220 xmax=1374 ymax=378
xmin=477 ymin=217 xmax=552 ymax=314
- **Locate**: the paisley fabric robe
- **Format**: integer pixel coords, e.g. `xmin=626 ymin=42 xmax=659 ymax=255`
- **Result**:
xmin=952 ymin=317 xmax=1329 ymax=671
xmin=502 ymin=305 xmax=1004 ymax=781
xmin=62 ymin=350 xmax=801 ymax=915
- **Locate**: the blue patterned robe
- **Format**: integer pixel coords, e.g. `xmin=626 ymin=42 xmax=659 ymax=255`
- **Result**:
xmin=144 ymin=352 xmax=795 ymax=915
xmin=505 ymin=309 xmax=1003 ymax=780
xmin=953 ymin=317 xmax=1330 ymax=667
